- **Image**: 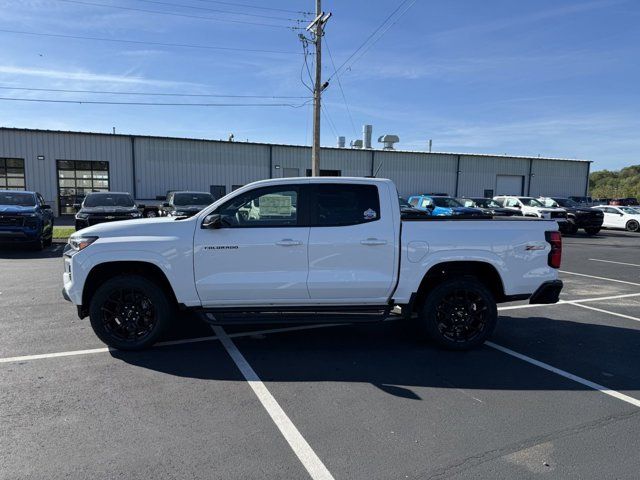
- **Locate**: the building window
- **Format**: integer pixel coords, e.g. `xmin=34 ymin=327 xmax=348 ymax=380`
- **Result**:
xmin=0 ymin=158 xmax=26 ymax=190
xmin=57 ymin=160 xmax=109 ymax=215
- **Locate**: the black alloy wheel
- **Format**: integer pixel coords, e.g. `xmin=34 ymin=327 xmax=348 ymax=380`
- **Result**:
xmin=418 ymin=277 xmax=497 ymax=350
xmin=89 ymin=275 xmax=172 ymax=350
xmin=626 ymin=220 xmax=639 ymax=232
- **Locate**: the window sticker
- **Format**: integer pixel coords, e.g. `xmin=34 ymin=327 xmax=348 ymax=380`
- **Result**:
xmin=363 ymin=208 xmax=377 ymax=220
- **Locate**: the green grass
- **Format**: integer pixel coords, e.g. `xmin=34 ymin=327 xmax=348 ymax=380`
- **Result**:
xmin=53 ymin=226 xmax=75 ymax=240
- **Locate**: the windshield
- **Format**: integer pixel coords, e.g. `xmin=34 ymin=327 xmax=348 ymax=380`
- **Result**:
xmin=471 ymin=198 xmax=500 ymax=208
xmin=174 ymin=193 xmax=214 ymax=206
xmin=84 ymin=193 xmax=135 ymax=207
xmin=0 ymin=192 xmax=36 ymax=206
xmin=519 ymin=197 xmax=544 ymax=207
xmin=620 ymin=207 xmax=640 ymax=214
xmin=398 ymin=197 xmax=411 ymax=208
xmin=432 ymin=197 xmax=463 ymax=208
xmin=553 ymin=198 xmax=578 ymax=207
xmin=540 ymin=198 xmax=559 ymax=207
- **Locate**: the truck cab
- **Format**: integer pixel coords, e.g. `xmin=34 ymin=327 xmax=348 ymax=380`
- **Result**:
xmin=0 ymin=190 xmax=54 ymax=250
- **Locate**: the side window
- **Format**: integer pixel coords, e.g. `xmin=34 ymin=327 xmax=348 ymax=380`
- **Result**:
xmin=463 ymin=199 xmax=473 ymax=207
xmin=420 ymin=198 xmax=432 ymax=208
xmin=505 ymin=198 xmax=516 ymax=207
xmin=409 ymin=198 xmax=419 ymax=207
xmin=312 ymin=184 xmax=380 ymax=227
xmin=215 ymin=186 xmax=299 ymax=228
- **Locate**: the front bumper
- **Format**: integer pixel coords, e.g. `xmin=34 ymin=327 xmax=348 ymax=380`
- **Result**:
xmin=0 ymin=227 xmax=41 ymax=243
xmin=530 ymin=280 xmax=563 ymax=304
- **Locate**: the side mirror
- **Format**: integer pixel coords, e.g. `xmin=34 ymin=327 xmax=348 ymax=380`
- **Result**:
xmin=162 ymin=202 xmax=170 ymax=208
xmin=514 ymin=205 xmax=521 ymax=209
xmin=41 ymin=204 xmax=51 ymax=210
xmin=73 ymin=203 xmax=81 ymax=211
xmin=202 ymin=214 xmax=222 ymax=229
xmin=426 ymin=204 xmax=435 ymax=211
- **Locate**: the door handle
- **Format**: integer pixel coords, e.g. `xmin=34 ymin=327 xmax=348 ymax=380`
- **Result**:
xmin=276 ymin=239 xmax=303 ymax=246
xmin=361 ymin=238 xmax=387 ymax=246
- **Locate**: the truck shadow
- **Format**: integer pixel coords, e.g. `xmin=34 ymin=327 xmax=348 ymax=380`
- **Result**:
xmin=110 ymin=315 xmax=640 ymax=399
xmin=0 ymin=243 xmax=65 ymax=259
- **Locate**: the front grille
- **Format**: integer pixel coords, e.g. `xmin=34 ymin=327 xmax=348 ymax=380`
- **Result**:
xmin=550 ymin=211 xmax=567 ymax=219
xmin=0 ymin=215 xmax=24 ymax=227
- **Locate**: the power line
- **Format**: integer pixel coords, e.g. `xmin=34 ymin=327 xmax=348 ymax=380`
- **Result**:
xmin=324 ymin=37 xmax=357 ymax=137
xmin=0 ymin=28 xmax=302 ymax=55
xmin=0 ymin=97 xmax=312 ymax=107
xmin=0 ymin=85 xmax=311 ymax=99
xmin=192 ymin=0 xmax=312 ymax=16
xmin=55 ymin=0 xmax=302 ymax=30
xmin=132 ymin=0 xmax=303 ymax=22
xmin=347 ymin=0 xmax=417 ymax=71
xmin=321 ymin=104 xmax=339 ymax=138
xmin=328 ymin=0 xmax=416 ymax=80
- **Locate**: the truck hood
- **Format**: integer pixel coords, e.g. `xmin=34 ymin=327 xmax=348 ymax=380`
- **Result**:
xmin=0 ymin=205 xmax=37 ymax=214
xmin=72 ymin=215 xmax=196 ymax=238
xmin=79 ymin=206 xmax=139 ymax=214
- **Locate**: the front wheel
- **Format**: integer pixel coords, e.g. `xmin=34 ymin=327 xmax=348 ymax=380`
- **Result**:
xmin=626 ymin=220 xmax=639 ymax=232
xmin=417 ymin=278 xmax=497 ymax=350
xmin=584 ymin=227 xmax=600 ymax=235
xmin=145 ymin=209 xmax=158 ymax=218
xmin=89 ymin=275 xmax=172 ymax=350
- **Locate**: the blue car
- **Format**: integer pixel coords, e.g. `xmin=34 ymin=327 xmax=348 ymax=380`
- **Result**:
xmin=0 ymin=190 xmax=54 ymax=250
xmin=407 ymin=195 xmax=485 ymax=217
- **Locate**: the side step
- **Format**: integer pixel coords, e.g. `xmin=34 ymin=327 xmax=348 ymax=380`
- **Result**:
xmin=198 ymin=306 xmax=392 ymax=326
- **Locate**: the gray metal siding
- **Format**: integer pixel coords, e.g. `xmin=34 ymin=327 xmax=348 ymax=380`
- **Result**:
xmin=529 ymin=159 xmax=590 ymax=197
xmin=0 ymin=130 xmax=132 ymax=215
xmin=271 ymin=145 xmax=371 ymax=178
xmin=458 ymin=156 xmax=531 ymax=197
xmin=374 ymin=152 xmax=458 ymax=197
xmin=134 ymin=138 xmax=270 ymax=199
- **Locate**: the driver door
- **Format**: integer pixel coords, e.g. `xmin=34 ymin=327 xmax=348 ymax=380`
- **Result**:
xmin=193 ymin=184 xmax=310 ymax=306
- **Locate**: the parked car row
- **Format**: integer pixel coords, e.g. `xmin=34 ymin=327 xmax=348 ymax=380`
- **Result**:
xmin=0 ymin=190 xmax=54 ymax=250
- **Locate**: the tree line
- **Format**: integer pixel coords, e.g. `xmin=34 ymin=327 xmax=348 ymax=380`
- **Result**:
xmin=589 ymin=165 xmax=640 ymax=199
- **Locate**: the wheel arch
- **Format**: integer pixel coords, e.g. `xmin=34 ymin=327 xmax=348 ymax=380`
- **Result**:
xmin=411 ymin=261 xmax=505 ymax=313
xmin=80 ymin=261 xmax=178 ymax=318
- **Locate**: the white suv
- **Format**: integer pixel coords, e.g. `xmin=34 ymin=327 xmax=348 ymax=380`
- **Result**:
xmin=592 ymin=205 xmax=640 ymax=232
xmin=494 ymin=196 xmax=569 ymax=226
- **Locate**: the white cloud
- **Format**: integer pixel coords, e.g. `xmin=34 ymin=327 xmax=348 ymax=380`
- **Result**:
xmin=0 ymin=65 xmax=188 ymax=87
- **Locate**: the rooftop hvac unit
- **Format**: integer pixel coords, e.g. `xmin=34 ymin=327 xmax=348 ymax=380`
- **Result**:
xmin=350 ymin=139 xmax=363 ymax=149
xmin=337 ymin=136 xmax=346 ymax=148
xmin=378 ymin=134 xmax=400 ymax=150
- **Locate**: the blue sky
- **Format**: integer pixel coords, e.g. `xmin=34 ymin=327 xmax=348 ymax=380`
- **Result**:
xmin=1 ymin=0 xmax=638 ymax=170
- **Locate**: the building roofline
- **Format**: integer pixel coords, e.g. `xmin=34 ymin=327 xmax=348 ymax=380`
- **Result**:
xmin=0 ymin=126 xmax=592 ymax=163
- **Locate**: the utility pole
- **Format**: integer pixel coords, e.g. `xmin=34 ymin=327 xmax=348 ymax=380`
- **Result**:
xmin=306 ymin=1 xmax=331 ymax=176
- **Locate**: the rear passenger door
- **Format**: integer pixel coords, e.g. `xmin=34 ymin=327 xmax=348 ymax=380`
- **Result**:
xmin=306 ymin=183 xmax=397 ymax=302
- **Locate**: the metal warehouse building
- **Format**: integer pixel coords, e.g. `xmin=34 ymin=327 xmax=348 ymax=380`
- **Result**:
xmin=0 ymin=127 xmax=591 ymax=217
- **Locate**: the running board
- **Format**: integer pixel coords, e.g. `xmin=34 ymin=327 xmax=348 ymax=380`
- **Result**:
xmin=198 ymin=306 xmax=392 ymax=326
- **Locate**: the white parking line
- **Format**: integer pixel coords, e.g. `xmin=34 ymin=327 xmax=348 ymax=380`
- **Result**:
xmin=589 ymin=259 xmax=640 ymax=268
xmin=487 ymin=341 xmax=640 ymax=408
xmin=213 ymin=326 xmax=335 ymax=480
xmin=570 ymin=302 xmax=640 ymax=324
xmin=560 ymin=270 xmax=640 ymax=287
xmin=498 ymin=292 xmax=640 ymax=311
xmin=0 ymin=323 xmax=339 ymax=365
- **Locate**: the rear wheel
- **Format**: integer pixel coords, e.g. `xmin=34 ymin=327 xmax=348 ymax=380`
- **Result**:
xmin=145 ymin=210 xmax=158 ymax=218
xmin=626 ymin=220 xmax=639 ymax=232
xmin=564 ymin=220 xmax=578 ymax=235
xmin=89 ymin=275 xmax=172 ymax=350
xmin=584 ymin=227 xmax=600 ymax=235
xmin=417 ymin=277 xmax=497 ymax=350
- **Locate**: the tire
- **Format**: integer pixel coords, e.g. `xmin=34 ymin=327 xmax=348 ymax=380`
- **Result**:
xmin=89 ymin=275 xmax=173 ymax=350
xmin=626 ymin=220 xmax=639 ymax=232
xmin=417 ymin=277 xmax=497 ymax=350
xmin=564 ymin=221 xmax=578 ymax=235
xmin=584 ymin=227 xmax=600 ymax=235
xmin=30 ymin=236 xmax=44 ymax=251
xmin=145 ymin=210 xmax=158 ymax=218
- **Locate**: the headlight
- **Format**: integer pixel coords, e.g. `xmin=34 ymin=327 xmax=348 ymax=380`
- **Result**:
xmin=68 ymin=235 xmax=99 ymax=251
xmin=20 ymin=212 xmax=38 ymax=217
xmin=130 ymin=212 xmax=142 ymax=218
xmin=170 ymin=210 xmax=187 ymax=216
xmin=75 ymin=212 xmax=89 ymax=220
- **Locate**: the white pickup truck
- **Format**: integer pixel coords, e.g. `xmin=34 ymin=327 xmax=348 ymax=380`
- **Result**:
xmin=62 ymin=178 xmax=563 ymax=351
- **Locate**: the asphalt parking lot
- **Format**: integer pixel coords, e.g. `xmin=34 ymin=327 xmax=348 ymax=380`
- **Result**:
xmin=2 ymin=231 xmax=640 ymax=479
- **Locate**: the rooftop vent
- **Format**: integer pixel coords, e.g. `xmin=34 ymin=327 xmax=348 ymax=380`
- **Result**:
xmin=362 ymin=124 xmax=372 ymax=149
xmin=350 ymin=139 xmax=363 ymax=149
xmin=337 ymin=136 xmax=346 ymax=148
xmin=378 ymin=134 xmax=400 ymax=150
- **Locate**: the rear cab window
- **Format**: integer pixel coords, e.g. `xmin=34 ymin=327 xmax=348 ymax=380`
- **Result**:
xmin=311 ymin=184 xmax=380 ymax=227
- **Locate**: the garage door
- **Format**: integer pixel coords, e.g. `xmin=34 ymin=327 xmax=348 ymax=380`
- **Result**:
xmin=495 ymin=175 xmax=524 ymax=195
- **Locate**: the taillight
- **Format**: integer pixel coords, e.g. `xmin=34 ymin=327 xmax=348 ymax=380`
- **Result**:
xmin=545 ymin=231 xmax=562 ymax=268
